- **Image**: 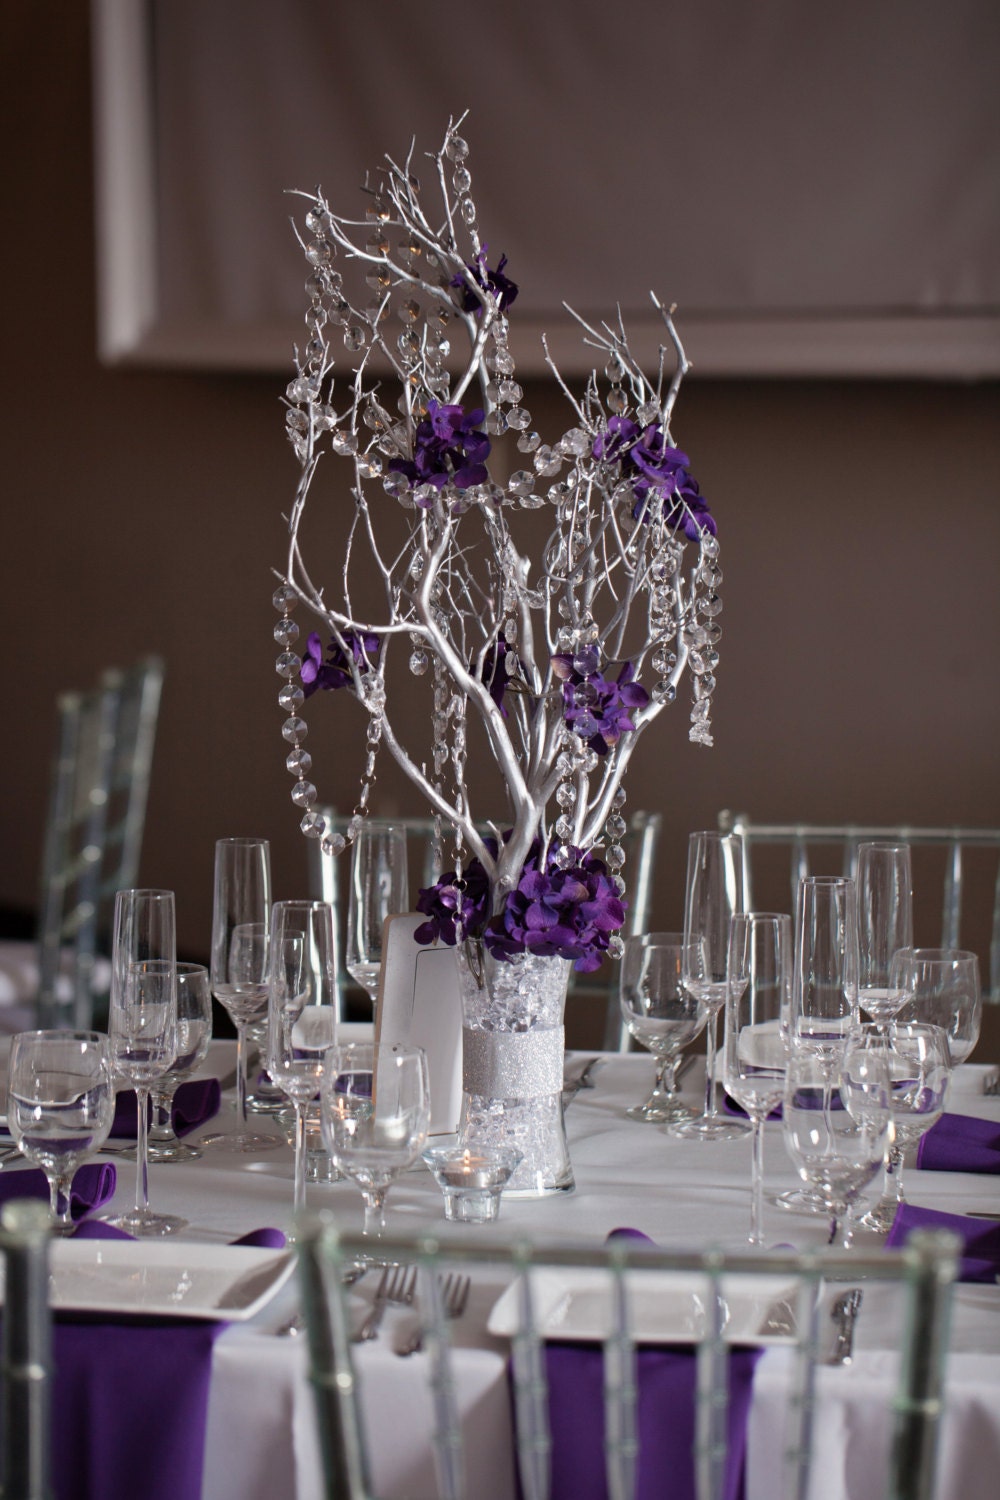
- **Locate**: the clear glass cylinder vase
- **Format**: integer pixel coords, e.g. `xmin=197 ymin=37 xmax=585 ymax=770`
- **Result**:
xmin=456 ymin=940 xmax=574 ymax=1197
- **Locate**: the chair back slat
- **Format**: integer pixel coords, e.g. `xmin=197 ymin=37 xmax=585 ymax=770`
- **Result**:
xmin=297 ymin=1219 xmax=960 ymax=1500
xmin=0 ymin=1200 xmax=52 ymax=1500
xmin=941 ymin=840 xmax=963 ymax=952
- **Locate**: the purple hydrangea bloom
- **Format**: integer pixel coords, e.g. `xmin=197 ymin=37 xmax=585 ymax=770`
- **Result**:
xmin=414 ymin=837 xmax=626 ymax=973
xmin=451 ymin=247 xmax=519 ymax=315
xmin=551 ymin=657 xmax=650 ymax=756
xmin=593 ymin=418 xmax=716 ymax=539
xmin=388 ymin=400 xmax=491 ymax=495
xmin=300 ymin=629 xmax=380 ymax=697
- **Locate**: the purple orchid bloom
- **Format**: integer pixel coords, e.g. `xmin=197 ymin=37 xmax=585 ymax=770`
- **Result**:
xmin=553 ymin=657 xmax=650 ymax=756
xmin=451 ymin=247 xmax=519 ymax=315
xmin=593 ymin=417 xmax=716 ymax=539
xmin=300 ymin=629 xmax=380 ymax=697
xmin=388 ymin=400 xmax=491 ymax=495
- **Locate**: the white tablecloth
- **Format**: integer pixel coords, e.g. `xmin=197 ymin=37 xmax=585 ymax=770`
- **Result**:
xmin=27 ymin=1043 xmax=1000 ymax=1500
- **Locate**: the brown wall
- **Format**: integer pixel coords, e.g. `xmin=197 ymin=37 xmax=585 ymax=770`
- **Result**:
xmin=3 ymin=6 xmax=999 ymax=989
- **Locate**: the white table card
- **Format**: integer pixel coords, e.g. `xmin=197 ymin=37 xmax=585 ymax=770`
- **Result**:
xmin=374 ymin=913 xmax=464 ymax=1134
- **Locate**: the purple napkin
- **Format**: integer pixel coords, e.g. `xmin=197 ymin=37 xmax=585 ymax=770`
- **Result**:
xmin=916 ymin=1113 xmax=1000 ymax=1174
xmin=110 ymin=1078 xmax=222 ymax=1139
xmin=522 ymin=1229 xmax=761 ymax=1500
xmin=886 ymin=1202 xmax=1000 ymax=1283
xmin=0 ymin=1162 xmax=116 ymax=1221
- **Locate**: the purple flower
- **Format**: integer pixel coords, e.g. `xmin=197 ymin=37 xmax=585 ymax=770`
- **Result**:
xmin=451 ymin=248 xmax=519 ymax=315
xmin=593 ymin=418 xmax=716 ymax=539
xmin=300 ymin=629 xmax=380 ymax=697
xmin=414 ymin=837 xmax=626 ymax=973
xmin=388 ymin=400 xmax=491 ymax=495
xmin=552 ymin=657 xmax=650 ymax=756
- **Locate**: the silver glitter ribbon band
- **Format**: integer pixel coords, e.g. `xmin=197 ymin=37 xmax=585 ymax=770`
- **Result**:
xmin=462 ymin=1026 xmax=565 ymax=1101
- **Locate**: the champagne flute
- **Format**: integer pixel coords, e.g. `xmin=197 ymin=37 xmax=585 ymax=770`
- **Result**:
xmin=775 ymin=875 xmax=859 ymax=1213
xmin=321 ymin=1042 xmax=430 ymax=1238
xmin=267 ymin=901 xmax=339 ymax=1214
xmin=346 ymin=822 xmax=409 ymax=1018
xmin=669 ymin=830 xmax=748 ymax=1141
xmin=106 ymin=888 xmax=182 ymax=1235
xmin=723 ymin=913 xmax=791 ymax=1245
xmin=7 ymin=1031 xmax=114 ymax=1233
xmin=147 ymin=963 xmax=213 ymax=1163
xmin=854 ymin=1019 xmax=953 ymax=1233
xmin=618 ymin=933 xmax=708 ymax=1123
xmin=206 ymin=837 xmax=281 ymax=1152
xmin=782 ymin=1041 xmax=890 ymax=1247
xmin=857 ymin=842 xmax=913 ymax=1025
xmin=892 ymin=947 xmax=982 ymax=1065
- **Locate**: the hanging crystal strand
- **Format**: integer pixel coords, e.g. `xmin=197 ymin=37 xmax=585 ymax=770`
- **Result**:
xmin=603 ymin=786 xmax=628 ymax=960
xmin=688 ymin=532 xmax=722 ymax=747
xmin=648 ymin=530 xmax=683 ymax=706
xmin=273 ymin=583 xmax=325 ymax=842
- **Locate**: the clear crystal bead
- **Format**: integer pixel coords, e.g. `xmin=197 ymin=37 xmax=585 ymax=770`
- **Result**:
xmin=273 ymin=618 xmax=300 ymax=646
xmin=703 ymin=621 xmax=723 ymax=645
xmin=607 ymin=933 xmax=626 ymax=959
xmin=560 ymin=427 xmax=590 ymax=456
xmin=279 ymin=683 xmax=305 ymax=712
xmin=282 ymin=716 xmax=308 ymax=744
xmin=606 ymin=814 xmax=627 ymax=840
xmin=460 ymin=198 xmax=477 ymax=225
xmin=344 ymin=326 xmax=366 ymax=351
xmin=331 ymin=429 xmax=358 ymax=456
xmin=320 ymin=832 xmax=347 ymax=857
xmin=700 ymin=533 xmax=720 ymax=558
xmin=286 ymin=747 xmax=312 ymax=776
xmin=300 ymin=812 xmax=326 ymax=838
xmin=606 ymin=844 xmax=626 ymax=870
xmin=275 ymin=652 xmax=301 ymax=679
xmin=291 ymin=780 xmax=317 ymax=808
xmin=653 ymin=680 xmax=677 ymax=703
xmin=693 ymin=674 xmax=717 ymax=700
xmin=409 ymin=649 xmax=429 ymax=675
xmin=637 ymin=401 xmax=659 ymax=424
xmin=556 ymin=782 xmax=577 ymax=808
xmin=555 ymin=816 xmax=573 ymax=842
xmin=699 ymin=593 xmax=724 ymax=617
xmin=446 ymin=134 xmax=469 ymax=161
xmin=305 ymin=241 xmax=331 ymax=266
xmin=272 ymin=583 xmax=298 ymax=612
xmin=613 ymin=786 xmax=627 ymax=807
xmin=573 ymin=646 xmax=601 ymax=676
xmin=505 ymin=406 xmax=531 ymax=430
xmin=517 ymin=430 xmax=541 ymax=453
xmin=607 ymin=388 xmax=627 ymax=415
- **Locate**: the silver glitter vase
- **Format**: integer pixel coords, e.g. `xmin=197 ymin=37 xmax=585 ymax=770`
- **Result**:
xmin=456 ymin=940 xmax=574 ymax=1197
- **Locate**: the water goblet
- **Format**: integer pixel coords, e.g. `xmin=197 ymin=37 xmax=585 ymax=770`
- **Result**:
xmin=106 ymin=888 xmax=183 ymax=1235
xmin=856 ymin=842 xmax=913 ymax=1026
xmin=267 ymin=900 xmax=339 ymax=1214
xmin=147 ymin=963 xmax=213 ymax=1163
xmin=7 ymin=1031 xmax=114 ymax=1234
xmin=346 ymin=821 xmax=409 ymax=1019
xmin=723 ymin=912 xmax=792 ymax=1245
xmin=619 ymin=933 xmax=708 ymax=1123
xmin=892 ymin=948 xmax=982 ymax=1065
xmin=668 ymin=830 xmax=748 ymax=1142
xmin=205 ymin=837 xmax=282 ymax=1152
xmin=854 ymin=1019 xmax=952 ymax=1234
xmin=782 ymin=1042 xmax=890 ymax=1247
xmin=320 ymin=1042 xmax=430 ymax=1238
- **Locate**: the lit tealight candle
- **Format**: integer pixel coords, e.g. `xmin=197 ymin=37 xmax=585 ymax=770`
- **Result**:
xmin=422 ymin=1144 xmax=523 ymax=1223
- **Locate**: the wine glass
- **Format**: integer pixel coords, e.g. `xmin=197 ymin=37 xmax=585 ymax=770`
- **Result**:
xmin=7 ymin=1030 xmax=114 ymax=1233
xmin=267 ymin=901 xmax=339 ymax=1214
xmin=892 ymin=948 xmax=982 ymax=1065
xmin=668 ymin=830 xmax=748 ymax=1141
xmin=618 ymin=933 xmax=708 ymax=1123
xmin=320 ymin=1042 xmax=430 ymax=1238
xmin=854 ymin=1019 xmax=953 ymax=1234
xmin=775 ymin=876 xmax=860 ymax=1213
xmin=723 ymin=913 xmax=792 ymax=1245
xmin=782 ymin=1042 xmax=890 ymax=1247
xmin=106 ymin=888 xmax=182 ymax=1235
xmin=856 ymin=842 xmax=913 ymax=1025
xmin=346 ymin=822 xmax=409 ymax=1018
xmin=147 ymin=963 xmax=213 ymax=1163
xmin=206 ymin=837 xmax=281 ymax=1152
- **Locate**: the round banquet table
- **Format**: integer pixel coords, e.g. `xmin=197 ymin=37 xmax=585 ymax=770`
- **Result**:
xmin=8 ymin=1041 xmax=1000 ymax=1500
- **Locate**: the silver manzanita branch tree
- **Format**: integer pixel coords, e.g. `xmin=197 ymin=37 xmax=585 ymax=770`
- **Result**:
xmin=273 ymin=116 xmax=722 ymax=973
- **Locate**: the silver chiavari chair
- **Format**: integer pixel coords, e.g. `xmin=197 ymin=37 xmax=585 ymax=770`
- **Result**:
xmin=0 ymin=1199 xmax=52 ymax=1500
xmin=296 ymin=1211 xmax=960 ymax=1500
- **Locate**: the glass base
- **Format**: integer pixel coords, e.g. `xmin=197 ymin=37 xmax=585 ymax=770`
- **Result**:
xmin=667 ymin=1114 xmax=751 ymax=1142
xmin=147 ymin=1138 xmax=202 ymax=1164
xmin=855 ymin=1197 xmax=901 ymax=1234
xmin=770 ymin=1186 xmax=829 ymax=1215
xmin=105 ymin=1208 xmax=187 ymax=1237
xmin=627 ymin=1097 xmax=697 ymax=1124
xmin=199 ymin=1128 xmax=285 ymax=1154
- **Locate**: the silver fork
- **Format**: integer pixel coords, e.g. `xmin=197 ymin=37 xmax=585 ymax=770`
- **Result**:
xmin=827 ymin=1287 xmax=863 ymax=1365
xmin=396 ymin=1272 xmax=472 ymax=1356
xmin=352 ymin=1263 xmax=417 ymax=1343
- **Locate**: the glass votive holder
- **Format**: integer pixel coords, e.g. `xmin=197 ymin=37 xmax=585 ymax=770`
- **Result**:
xmin=422 ymin=1144 xmax=523 ymax=1224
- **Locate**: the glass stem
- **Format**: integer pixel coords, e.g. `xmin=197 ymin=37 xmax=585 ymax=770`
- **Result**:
xmin=362 ymin=1188 xmax=387 ymax=1237
xmin=235 ymin=1023 xmax=249 ymax=1131
xmin=135 ymin=1086 xmax=151 ymax=1214
xmin=293 ymin=1104 xmax=308 ymax=1216
xmin=887 ymin=1138 xmax=905 ymax=1204
xmin=49 ymin=1173 xmax=74 ymax=1232
xmin=703 ymin=1009 xmax=721 ymax=1121
xmin=149 ymin=1086 xmax=176 ymax=1144
xmin=749 ymin=1116 xmax=766 ymax=1246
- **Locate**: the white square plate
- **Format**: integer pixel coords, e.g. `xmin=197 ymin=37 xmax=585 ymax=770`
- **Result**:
xmin=0 ymin=1240 xmax=295 ymax=1321
xmin=487 ymin=1269 xmax=798 ymax=1346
